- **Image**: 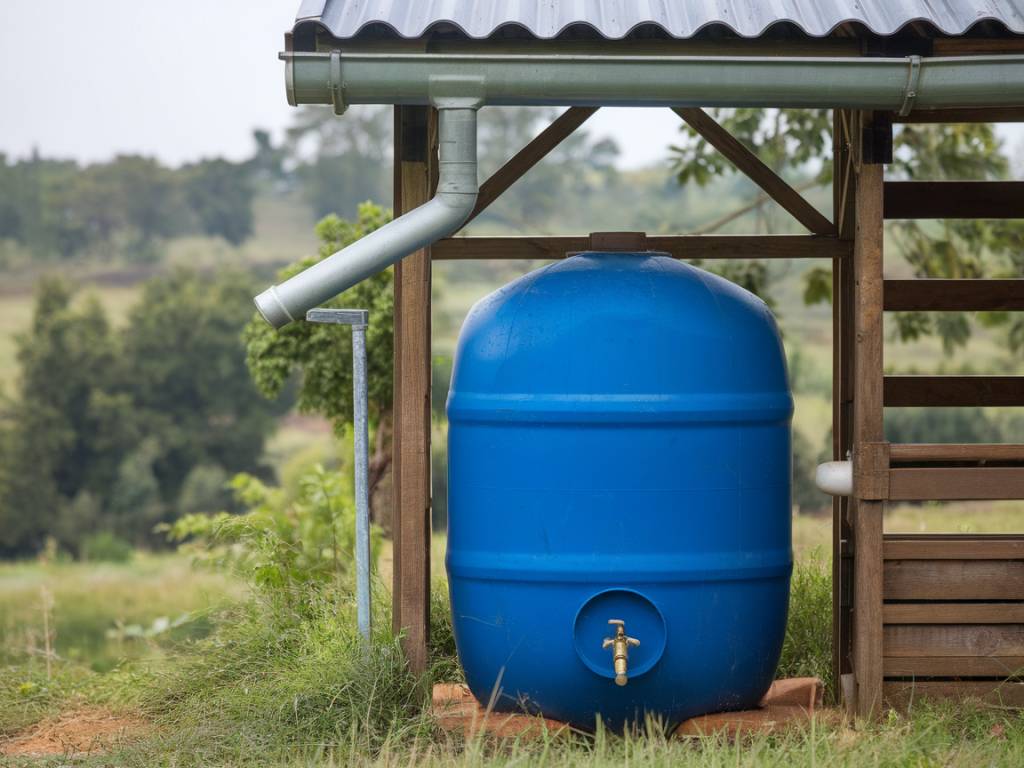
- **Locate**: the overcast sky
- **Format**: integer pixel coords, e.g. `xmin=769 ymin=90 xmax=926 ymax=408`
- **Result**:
xmin=1 ymin=1 xmax=1020 ymax=171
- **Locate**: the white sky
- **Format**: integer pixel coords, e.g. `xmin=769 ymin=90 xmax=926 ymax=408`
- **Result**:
xmin=0 ymin=1 xmax=1020 ymax=170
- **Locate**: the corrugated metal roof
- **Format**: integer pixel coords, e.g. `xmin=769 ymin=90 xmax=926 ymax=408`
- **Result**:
xmin=294 ymin=0 xmax=1024 ymax=40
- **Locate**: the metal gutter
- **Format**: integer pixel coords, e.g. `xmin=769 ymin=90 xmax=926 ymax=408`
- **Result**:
xmin=282 ymin=51 xmax=1024 ymax=111
xmin=256 ymin=50 xmax=1024 ymax=327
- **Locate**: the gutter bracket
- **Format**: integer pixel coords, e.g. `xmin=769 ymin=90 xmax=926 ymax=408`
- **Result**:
xmin=898 ymin=55 xmax=922 ymax=117
xmin=330 ymin=50 xmax=347 ymax=116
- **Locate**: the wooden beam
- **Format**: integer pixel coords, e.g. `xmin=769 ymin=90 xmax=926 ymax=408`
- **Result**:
xmin=885 ymin=558 xmax=1024 ymax=600
xmin=431 ymin=235 xmax=851 ymax=261
xmin=885 ymin=681 xmax=1024 ymax=709
xmin=884 ymin=376 xmax=1024 ymax=407
xmin=852 ymin=121 xmax=886 ymax=719
xmin=467 ymin=107 xmax=598 ymax=223
xmin=673 ymin=107 xmax=836 ymax=235
xmin=884 ymin=279 xmax=1024 ymax=311
xmin=884 ymin=535 xmax=1024 ymax=560
xmin=889 ymin=467 xmax=1024 ymax=501
xmin=894 ymin=106 xmax=1024 ymax=124
xmin=832 ymin=108 xmax=857 ymax=705
xmin=884 ymin=604 xmax=1024 ymax=624
xmin=884 ymin=181 xmax=1024 ymax=219
xmin=933 ymin=38 xmax=1024 ymax=56
xmin=889 ymin=443 xmax=1024 ymax=465
xmin=392 ymin=106 xmax=435 ymax=676
xmin=884 ymin=656 xmax=1024 ymax=678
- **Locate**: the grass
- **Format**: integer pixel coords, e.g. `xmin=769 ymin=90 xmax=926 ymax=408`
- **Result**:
xmin=5 ymin=519 xmax=1024 ymax=765
xmin=0 ymin=554 xmax=242 ymax=674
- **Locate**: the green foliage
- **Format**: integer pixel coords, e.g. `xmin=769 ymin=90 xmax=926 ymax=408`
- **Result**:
xmin=245 ymin=203 xmax=394 ymax=435
xmin=165 ymin=466 xmax=381 ymax=610
xmin=181 ymin=159 xmax=255 ymax=245
xmin=777 ymin=552 xmax=834 ymax=699
xmin=0 ymin=152 xmax=257 ymax=263
xmin=80 ymin=531 xmax=134 ymax=563
xmin=0 ymin=270 xmax=283 ymax=556
xmin=673 ymin=108 xmax=832 ymax=189
xmin=671 ymin=111 xmax=1024 ymax=357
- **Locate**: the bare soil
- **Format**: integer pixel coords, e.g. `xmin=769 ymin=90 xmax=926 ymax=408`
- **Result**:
xmin=0 ymin=708 xmax=147 ymax=759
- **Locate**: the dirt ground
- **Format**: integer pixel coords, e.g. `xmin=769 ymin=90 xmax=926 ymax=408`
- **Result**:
xmin=0 ymin=708 xmax=147 ymax=759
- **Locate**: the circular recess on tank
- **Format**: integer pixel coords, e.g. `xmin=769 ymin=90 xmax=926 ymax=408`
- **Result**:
xmin=573 ymin=589 xmax=667 ymax=681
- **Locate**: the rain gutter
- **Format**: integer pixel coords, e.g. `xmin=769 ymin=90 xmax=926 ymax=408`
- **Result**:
xmin=255 ymin=51 xmax=1024 ymax=327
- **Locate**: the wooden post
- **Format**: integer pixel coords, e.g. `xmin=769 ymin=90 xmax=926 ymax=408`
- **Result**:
xmin=831 ymin=109 xmax=856 ymax=707
xmin=392 ymin=105 xmax=436 ymax=676
xmin=851 ymin=111 xmax=886 ymax=719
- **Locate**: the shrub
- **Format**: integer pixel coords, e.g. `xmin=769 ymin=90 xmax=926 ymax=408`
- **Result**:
xmin=80 ymin=531 xmax=134 ymax=563
xmin=164 ymin=465 xmax=381 ymax=615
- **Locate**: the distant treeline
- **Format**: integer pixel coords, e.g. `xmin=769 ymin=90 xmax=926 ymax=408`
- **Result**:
xmin=0 ymin=153 xmax=257 ymax=263
xmin=0 ymin=271 xmax=291 ymax=557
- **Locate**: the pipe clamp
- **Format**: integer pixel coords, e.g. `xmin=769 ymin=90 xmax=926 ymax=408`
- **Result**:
xmin=899 ymin=55 xmax=922 ymax=116
xmin=330 ymin=50 xmax=347 ymax=115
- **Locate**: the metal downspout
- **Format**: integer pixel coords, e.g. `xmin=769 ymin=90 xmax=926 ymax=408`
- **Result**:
xmin=255 ymin=106 xmax=478 ymax=328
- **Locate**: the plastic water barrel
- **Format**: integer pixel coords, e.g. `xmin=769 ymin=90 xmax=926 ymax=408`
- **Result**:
xmin=446 ymin=251 xmax=793 ymax=729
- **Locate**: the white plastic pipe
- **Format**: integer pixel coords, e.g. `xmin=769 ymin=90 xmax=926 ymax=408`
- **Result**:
xmin=816 ymin=460 xmax=853 ymax=497
xmin=255 ymin=107 xmax=478 ymax=328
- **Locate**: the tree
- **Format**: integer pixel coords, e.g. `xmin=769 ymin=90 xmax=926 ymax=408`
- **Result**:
xmin=671 ymin=111 xmax=1024 ymax=353
xmin=245 ymin=203 xmax=394 ymax=526
xmin=0 ymin=278 xmax=129 ymax=554
xmin=120 ymin=269 xmax=286 ymax=505
xmin=181 ymin=159 xmax=255 ymax=245
xmin=287 ymin=106 xmax=391 ymax=219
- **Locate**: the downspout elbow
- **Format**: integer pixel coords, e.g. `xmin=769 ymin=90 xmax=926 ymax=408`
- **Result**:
xmin=255 ymin=107 xmax=478 ymax=328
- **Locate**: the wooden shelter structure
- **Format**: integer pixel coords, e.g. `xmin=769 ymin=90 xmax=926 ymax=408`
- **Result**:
xmin=278 ymin=1 xmax=1024 ymax=718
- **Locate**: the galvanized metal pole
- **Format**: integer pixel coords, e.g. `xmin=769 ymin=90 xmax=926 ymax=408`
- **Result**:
xmin=306 ymin=308 xmax=372 ymax=643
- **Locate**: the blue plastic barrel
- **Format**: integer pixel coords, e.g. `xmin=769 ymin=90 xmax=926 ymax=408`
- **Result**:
xmin=446 ymin=252 xmax=793 ymax=730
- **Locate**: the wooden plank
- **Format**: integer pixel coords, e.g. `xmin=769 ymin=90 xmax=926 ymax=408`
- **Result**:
xmin=884 ymin=279 xmax=1024 ymax=311
xmin=885 ymin=680 xmax=1024 ymax=708
xmin=932 ymin=38 xmax=1024 ymax=56
xmin=884 ymin=656 xmax=1024 ymax=678
xmin=884 ymin=376 xmax=1024 ymax=407
xmin=885 ymin=625 xmax=1024 ymax=657
xmin=832 ymin=108 xmax=857 ymax=701
xmin=884 ymin=560 xmax=1024 ymax=600
xmin=673 ymin=107 xmax=836 ymax=235
xmin=889 ymin=444 xmax=1024 ymax=464
xmin=467 ymin=107 xmax=598 ymax=223
xmin=392 ymin=106 xmax=435 ymax=676
xmin=852 ymin=133 xmax=886 ymax=719
xmin=895 ymin=107 xmax=1024 ymax=124
xmin=884 ymin=181 xmax=1024 ymax=219
xmin=884 ymin=536 xmax=1024 ymax=560
xmin=431 ymin=234 xmax=852 ymax=261
xmin=889 ymin=467 xmax=1024 ymax=501
xmin=884 ymin=604 xmax=1024 ymax=624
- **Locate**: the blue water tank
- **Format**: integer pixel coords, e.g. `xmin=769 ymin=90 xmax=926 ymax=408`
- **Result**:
xmin=446 ymin=252 xmax=793 ymax=730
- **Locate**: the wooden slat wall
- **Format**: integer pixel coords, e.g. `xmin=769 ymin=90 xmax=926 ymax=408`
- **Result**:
xmin=882 ymin=534 xmax=1024 ymax=701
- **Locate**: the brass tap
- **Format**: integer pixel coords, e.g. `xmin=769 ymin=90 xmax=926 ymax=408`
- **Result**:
xmin=602 ymin=619 xmax=640 ymax=686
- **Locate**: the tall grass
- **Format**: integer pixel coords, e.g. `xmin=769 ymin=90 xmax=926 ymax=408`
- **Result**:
xmin=778 ymin=552 xmax=833 ymax=697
